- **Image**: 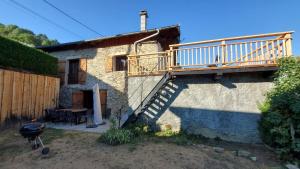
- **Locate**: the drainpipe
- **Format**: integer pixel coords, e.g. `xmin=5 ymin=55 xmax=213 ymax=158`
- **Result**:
xmin=133 ymin=29 xmax=160 ymax=110
xmin=134 ymin=29 xmax=160 ymax=54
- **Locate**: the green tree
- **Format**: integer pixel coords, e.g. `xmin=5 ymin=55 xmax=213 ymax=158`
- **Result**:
xmin=0 ymin=23 xmax=59 ymax=47
xmin=259 ymin=57 xmax=300 ymax=161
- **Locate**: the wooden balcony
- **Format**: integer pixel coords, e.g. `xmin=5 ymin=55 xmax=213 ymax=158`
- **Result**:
xmin=128 ymin=31 xmax=293 ymax=76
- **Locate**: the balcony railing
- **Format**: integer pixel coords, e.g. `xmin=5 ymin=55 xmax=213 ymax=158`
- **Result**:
xmin=128 ymin=31 xmax=293 ymax=76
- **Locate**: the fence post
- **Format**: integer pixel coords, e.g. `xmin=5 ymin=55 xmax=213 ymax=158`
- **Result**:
xmin=169 ymin=47 xmax=174 ymax=71
xmin=285 ymin=33 xmax=293 ymax=56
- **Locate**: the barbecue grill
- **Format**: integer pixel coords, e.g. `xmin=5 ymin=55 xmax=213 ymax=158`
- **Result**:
xmin=19 ymin=122 xmax=49 ymax=155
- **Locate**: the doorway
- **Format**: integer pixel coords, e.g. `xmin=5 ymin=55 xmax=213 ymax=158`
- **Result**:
xmin=72 ymin=90 xmax=108 ymax=118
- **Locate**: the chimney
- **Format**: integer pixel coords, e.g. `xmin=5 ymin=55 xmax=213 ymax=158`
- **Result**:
xmin=140 ymin=10 xmax=148 ymax=31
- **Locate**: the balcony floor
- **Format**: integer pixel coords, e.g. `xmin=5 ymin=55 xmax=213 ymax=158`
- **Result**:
xmin=171 ymin=64 xmax=278 ymax=76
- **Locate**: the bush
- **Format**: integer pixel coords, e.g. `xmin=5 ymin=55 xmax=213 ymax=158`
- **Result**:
xmin=259 ymin=57 xmax=300 ymax=161
xmin=98 ymin=119 xmax=134 ymax=145
xmin=99 ymin=128 xmax=134 ymax=145
xmin=0 ymin=36 xmax=58 ymax=75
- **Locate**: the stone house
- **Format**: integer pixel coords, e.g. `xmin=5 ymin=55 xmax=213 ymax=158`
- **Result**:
xmin=39 ymin=11 xmax=294 ymax=143
xmin=39 ymin=11 xmax=180 ymax=116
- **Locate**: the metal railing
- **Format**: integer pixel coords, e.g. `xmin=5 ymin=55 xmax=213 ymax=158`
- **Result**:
xmin=128 ymin=31 xmax=293 ymax=76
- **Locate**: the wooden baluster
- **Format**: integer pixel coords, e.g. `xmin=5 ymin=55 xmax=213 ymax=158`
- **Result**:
xmin=235 ymin=44 xmax=238 ymax=63
xmin=175 ymin=49 xmax=178 ymax=66
xmin=183 ymin=49 xmax=186 ymax=66
xmin=208 ymin=47 xmax=211 ymax=64
xmin=260 ymin=41 xmax=264 ymax=63
xmin=217 ymin=45 xmax=220 ymax=64
xmin=240 ymin=43 xmax=243 ymax=64
xmin=255 ymin=42 xmax=258 ymax=63
xmin=221 ymin=40 xmax=226 ymax=65
xmin=178 ymin=50 xmax=180 ymax=66
xmin=245 ymin=43 xmax=248 ymax=63
xmin=212 ymin=46 xmax=216 ymax=63
xmin=277 ymin=40 xmax=281 ymax=59
xmin=204 ymin=47 xmax=206 ymax=65
xmin=187 ymin=49 xmax=190 ymax=66
xmin=195 ymin=48 xmax=198 ymax=65
xmin=169 ymin=47 xmax=173 ymax=70
xmin=271 ymin=40 xmax=275 ymax=63
xmin=250 ymin=42 xmax=253 ymax=64
xmin=266 ymin=41 xmax=270 ymax=63
xmin=200 ymin=48 xmax=202 ymax=65
xmin=230 ymin=44 xmax=233 ymax=63
xmin=191 ymin=48 xmax=194 ymax=65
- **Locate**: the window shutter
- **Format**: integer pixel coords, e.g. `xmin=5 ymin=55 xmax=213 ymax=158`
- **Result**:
xmin=105 ymin=56 xmax=113 ymax=73
xmin=78 ymin=58 xmax=87 ymax=84
xmin=58 ymin=60 xmax=66 ymax=86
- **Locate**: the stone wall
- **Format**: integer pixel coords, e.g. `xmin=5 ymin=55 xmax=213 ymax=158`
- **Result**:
xmin=50 ymin=41 xmax=162 ymax=114
xmin=128 ymin=72 xmax=274 ymax=143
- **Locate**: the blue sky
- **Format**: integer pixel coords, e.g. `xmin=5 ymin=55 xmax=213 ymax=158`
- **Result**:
xmin=1 ymin=0 xmax=299 ymax=55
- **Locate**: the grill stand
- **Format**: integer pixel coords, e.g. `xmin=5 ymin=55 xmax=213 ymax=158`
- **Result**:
xmin=29 ymin=136 xmax=49 ymax=155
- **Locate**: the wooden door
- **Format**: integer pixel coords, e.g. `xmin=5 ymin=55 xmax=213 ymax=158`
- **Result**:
xmin=99 ymin=90 xmax=107 ymax=118
xmin=72 ymin=91 xmax=83 ymax=108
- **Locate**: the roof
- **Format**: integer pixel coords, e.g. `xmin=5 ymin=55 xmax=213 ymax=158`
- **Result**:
xmin=38 ymin=25 xmax=180 ymax=52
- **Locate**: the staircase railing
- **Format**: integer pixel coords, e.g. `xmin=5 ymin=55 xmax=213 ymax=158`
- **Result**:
xmin=117 ymin=60 xmax=171 ymax=127
xmin=128 ymin=51 xmax=170 ymax=76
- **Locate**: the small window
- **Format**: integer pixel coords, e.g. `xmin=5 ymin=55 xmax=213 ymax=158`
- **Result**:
xmin=115 ymin=56 xmax=128 ymax=71
xmin=68 ymin=59 xmax=79 ymax=84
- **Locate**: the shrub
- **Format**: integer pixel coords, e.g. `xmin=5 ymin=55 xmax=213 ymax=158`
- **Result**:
xmin=98 ymin=119 xmax=134 ymax=145
xmin=99 ymin=128 xmax=134 ymax=145
xmin=0 ymin=36 xmax=58 ymax=75
xmin=126 ymin=123 xmax=151 ymax=136
xmin=258 ymin=57 xmax=300 ymax=161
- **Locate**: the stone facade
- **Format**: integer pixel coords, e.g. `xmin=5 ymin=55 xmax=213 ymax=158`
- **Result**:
xmin=50 ymin=41 xmax=162 ymax=114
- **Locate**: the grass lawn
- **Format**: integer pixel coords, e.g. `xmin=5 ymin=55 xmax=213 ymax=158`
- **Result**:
xmin=0 ymin=127 xmax=283 ymax=169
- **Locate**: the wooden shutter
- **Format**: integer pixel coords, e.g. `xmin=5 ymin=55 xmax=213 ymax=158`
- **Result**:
xmin=58 ymin=60 xmax=66 ymax=86
xmin=72 ymin=91 xmax=83 ymax=109
xmin=79 ymin=58 xmax=87 ymax=84
xmin=105 ymin=56 xmax=113 ymax=73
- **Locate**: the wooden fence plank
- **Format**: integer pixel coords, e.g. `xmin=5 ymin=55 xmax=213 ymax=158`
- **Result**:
xmin=17 ymin=73 xmax=24 ymax=117
xmin=0 ymin=69 xmax=59 ymax=125
xmin=0 ymin=70 xmax=4 ymax=122
xmin=1 ymin=70 xmax=14 ymax=122
xmin=24 ymin=74 xmax=31 ymax=119
xmin=12 ymin=71 xmax=21 ymax=118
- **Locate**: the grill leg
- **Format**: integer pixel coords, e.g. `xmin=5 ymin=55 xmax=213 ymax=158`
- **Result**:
xmin=37 ymin=136 xmax=50 ymax=155
xmin=31 ymin=138 xmax=39 ymax=150
xmin=37 ymin=137 xmax=45 ymax=148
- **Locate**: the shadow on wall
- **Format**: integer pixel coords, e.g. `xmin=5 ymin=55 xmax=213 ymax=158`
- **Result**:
xmin=138 ymin=73 xmax=273 ymax=143
xmin=168 ymin=107 xmax=261 ymax=143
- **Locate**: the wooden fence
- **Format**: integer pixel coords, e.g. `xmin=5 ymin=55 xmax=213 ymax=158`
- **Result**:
xmin=0 ymin=69 xmax=60 ymax=124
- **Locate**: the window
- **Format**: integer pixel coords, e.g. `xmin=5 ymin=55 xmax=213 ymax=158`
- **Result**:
xmin=68 ymin=59 xmax=79 ymax=84
xmin=115 ymin=56 xmax=128 ymax=71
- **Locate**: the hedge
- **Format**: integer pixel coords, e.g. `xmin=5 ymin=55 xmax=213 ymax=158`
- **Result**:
xmin=0 ymin=36 xmax=58 ymax=76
